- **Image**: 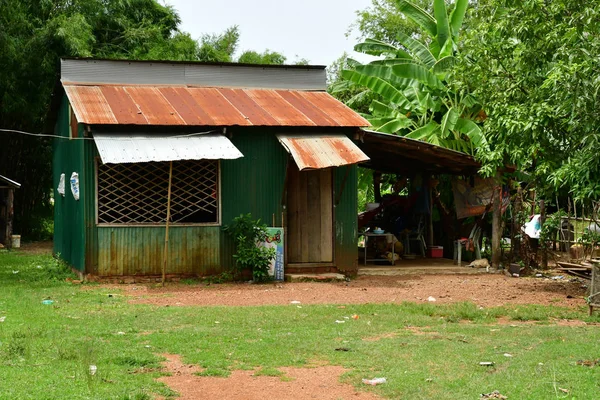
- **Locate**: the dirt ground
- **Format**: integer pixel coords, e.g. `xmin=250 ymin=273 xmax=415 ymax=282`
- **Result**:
xmin=123 ymin=273 xmax=588 ymax=309
xmin=157 ymin=354 xmax=382 ymax=400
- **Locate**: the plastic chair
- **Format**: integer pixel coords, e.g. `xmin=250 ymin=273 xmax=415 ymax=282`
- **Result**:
xmin=405 ymin=216 xmax=427 ymax=257
xmin=454 ymin=225 xmax=482 ymax=266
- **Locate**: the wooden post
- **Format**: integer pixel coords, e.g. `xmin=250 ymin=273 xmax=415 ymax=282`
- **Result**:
xmin=511 ymin=186 xmax=522 ymax=263
xmin=540 ymin=199 xmax=548 ymax=269
xmin=491 ymin=172 xmax=502 ymax=269
xmin=567 ymin=198 xmax=572 ymax=250
xmin=428 ymin=185 xmax=434 ymax=248
xmin=373 ymin=171 xmax=382 ymax=203
xmin=162 ymin=161 xmax=174 ymax=287
xmin=5 ymin=188 xmax=14 ymax=249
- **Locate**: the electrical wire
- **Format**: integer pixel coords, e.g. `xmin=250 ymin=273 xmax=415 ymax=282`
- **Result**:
xmin=0 ymin=128 xmax=219 ymax=140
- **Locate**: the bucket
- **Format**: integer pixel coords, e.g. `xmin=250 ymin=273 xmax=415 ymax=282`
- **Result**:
xmin=11 ymin=235 xmax=21 ymax=248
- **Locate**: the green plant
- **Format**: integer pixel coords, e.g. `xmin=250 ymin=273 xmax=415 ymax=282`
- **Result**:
xmin=223 ymin=214 xmax=276 ymax=282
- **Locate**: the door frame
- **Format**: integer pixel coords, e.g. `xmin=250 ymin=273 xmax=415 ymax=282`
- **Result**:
xmin=283 ymin=160 xmax=336 ymax=268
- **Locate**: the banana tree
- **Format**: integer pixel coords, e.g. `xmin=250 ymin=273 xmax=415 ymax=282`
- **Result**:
xmin=337 ymin=0 xmax=486 ymax=156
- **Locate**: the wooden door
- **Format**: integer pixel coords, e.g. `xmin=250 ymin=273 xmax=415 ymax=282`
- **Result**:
xmin=287 ymin=163 xmax=334 ymax=264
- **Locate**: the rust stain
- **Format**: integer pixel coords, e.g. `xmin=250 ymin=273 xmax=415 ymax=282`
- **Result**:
xmin=218 ymin=88 xmax=278 ymax=126
xmin=64 ymin=84 xmax=369 ymax=127
xmin=299 ymin=92 xmax=370 ymax=127
xmin=275 ymin=90 xmax=339 ymax=126
xmin=65 ymin=86 xmax=117 ymax=124
xmin=123 ymin=87 xmax=184 ymax=125
xmin=159 ymin=87 xmax=215 ymax=125
xmin=280 ymin=135 xmax=369 ymax=170
xmin=235 ymin=90 xmax=315 ymax=126
xmin=100 ymin=86 xmax=147 ymax=125
xmin=187 ymin=88 xmax=249 ymax=126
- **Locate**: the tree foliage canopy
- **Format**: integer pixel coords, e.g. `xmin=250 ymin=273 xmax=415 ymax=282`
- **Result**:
xmin=459 ymin=0 xmax=600 ymax=198
xmin=337 ymin=0 xmax=485 ymax=155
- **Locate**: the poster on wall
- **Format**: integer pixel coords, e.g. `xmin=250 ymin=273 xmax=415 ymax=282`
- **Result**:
xmin=451 ymin=177 xmax=509 ymax=219
xmin=263 ymin=228 xmax=284 ymax=281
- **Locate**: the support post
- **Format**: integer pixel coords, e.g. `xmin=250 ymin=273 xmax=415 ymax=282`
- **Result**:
xmin=162 ymin=161 xmax=174 ymax=287
xmin=373 ymin=171 xmax=382 ymax=203
xmin=511 ymin=185 xmax=522 ymax=263
xmin=567 ymin=198 xmax=572 ymax=250
xmin=540 ymin=199 xmax=548 ymax=269
xmin=428 ymin=185 xmax=434 ymax=248
xmin=491 ymin=172 xmax=502 ymax=269
xmin=5 ymin=188 xmax=14 ymax=249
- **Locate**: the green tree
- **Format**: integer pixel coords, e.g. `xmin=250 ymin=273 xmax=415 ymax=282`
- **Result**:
xmin=197 ymin=25 xmax=240 ymax=62
xmin=349 ymin=0 xmax=431 ymax=45
xmin=339 ymin=0 xmax=484 ymax=155
xmin=238 ymin=50 xmax=287 ymax=65
xmin=459 ymin=0 xmax=600 ymax=198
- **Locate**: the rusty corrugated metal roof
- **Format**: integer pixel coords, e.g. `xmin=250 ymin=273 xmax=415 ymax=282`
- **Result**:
xmin=277 ymin=134 xmax=370 ymax=170
xmin=93 ymin=133 xmax=243 ymax=164
xmin=64 ymin=84 xmax=370 ymax=128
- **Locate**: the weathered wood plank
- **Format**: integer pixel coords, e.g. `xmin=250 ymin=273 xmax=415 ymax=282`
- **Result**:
xmin=320 ymin=169 xmax=333 ymax=262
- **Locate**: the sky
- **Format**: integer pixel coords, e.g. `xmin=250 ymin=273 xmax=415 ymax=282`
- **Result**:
xmin=163 ymin=0 xmax=375 ymax=66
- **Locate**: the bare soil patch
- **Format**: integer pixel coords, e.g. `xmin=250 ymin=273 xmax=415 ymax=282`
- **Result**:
xmin=121 ymin=274 xmax=587 ymax=308
xmin=157 ymin=354 xmax=381 ymax=400
xmin=17 ymin=241 xmax=53 ymax=255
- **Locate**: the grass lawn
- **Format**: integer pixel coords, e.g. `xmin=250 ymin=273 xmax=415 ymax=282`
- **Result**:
xmin=1 ymin=250 xmax=599 ymax=399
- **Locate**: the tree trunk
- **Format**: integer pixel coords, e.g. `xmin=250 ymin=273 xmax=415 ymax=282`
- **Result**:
xmin=491 ymin=172 xmax=502 ymax=268
xmin=540 ymin=199 xmax=548 ymax=269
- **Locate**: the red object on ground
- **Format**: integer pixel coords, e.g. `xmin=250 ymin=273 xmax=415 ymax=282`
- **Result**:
xmin=428 ymin=246 xmax=443 ymax=258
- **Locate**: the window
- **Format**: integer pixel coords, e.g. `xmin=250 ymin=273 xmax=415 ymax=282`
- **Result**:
xmin=97 ymin=160 xmax=219 ymax=225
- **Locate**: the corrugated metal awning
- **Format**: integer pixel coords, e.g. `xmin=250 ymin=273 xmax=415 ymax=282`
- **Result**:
xmin=277 ymin=134 xmax=370 ymax=171
xmin=93 ymin=133 xmax=243 ymax=164
xmin=64 ymin=84 xmax=370 ymax=128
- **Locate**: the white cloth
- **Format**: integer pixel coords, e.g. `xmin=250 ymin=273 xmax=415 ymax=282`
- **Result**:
xmin=57 ymin=173 xmax=65 ymax=196
xmin=523 ymin=214 xmax=541 ymax=239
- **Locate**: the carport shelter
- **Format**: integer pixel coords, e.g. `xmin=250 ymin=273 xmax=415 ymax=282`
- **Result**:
xmin=51 ymin=58 xmax=370 ymax=277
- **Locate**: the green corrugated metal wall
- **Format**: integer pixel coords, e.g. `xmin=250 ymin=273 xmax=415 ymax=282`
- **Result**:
xmin=220 ymin=131 xmax=289 ymax=269
xmin=335 ymin=165 xmax=359 ymax=273
xmin=53 ymin=97 xmax=86 ymax=271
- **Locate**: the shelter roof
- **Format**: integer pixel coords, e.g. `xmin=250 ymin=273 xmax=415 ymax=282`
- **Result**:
xmin=357 ymin=130 xmax=481 ymax=176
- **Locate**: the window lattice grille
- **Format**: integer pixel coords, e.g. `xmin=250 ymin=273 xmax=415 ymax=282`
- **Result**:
xmin=97 ymin=160 xmax=218 ymax=224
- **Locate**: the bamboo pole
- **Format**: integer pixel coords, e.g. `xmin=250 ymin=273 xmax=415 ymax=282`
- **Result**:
xmin=162 ymin=161 xmax=174 ymax=287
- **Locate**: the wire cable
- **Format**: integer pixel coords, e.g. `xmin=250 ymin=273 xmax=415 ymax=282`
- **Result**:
xmin=0 ymin=128 xmax=219 ymax=140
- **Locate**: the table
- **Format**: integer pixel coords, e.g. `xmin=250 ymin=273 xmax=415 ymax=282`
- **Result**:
xmin=363 ymin=233 xmax=395 ymax=266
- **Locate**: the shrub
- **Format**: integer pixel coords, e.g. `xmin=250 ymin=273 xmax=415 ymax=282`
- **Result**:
xmin=223 ymin=214 xmax=276 ymax=282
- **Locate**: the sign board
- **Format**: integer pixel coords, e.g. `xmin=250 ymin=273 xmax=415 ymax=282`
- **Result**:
xmin=264 ymin=227 xmax=284 ymax=281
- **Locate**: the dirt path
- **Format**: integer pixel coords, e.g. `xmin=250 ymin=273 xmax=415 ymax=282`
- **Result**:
xmin=157 ymin=354 xmax=381 ymax=400
xmin=122 ymin=273 xmax=587 ymax=308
